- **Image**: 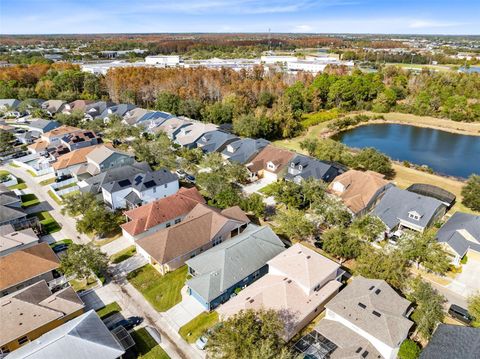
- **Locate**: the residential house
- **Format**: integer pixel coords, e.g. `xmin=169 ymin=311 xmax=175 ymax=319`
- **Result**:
xmin=285 ymin=154 xmax=344 ymax=184
xmin=436 ymin=212 xmax=480 ymax=265
xmin=0 ymin=281 xmax=84 ymax=353
xmin=28 ymin=126 xmax=82 ymax=154
xmin=122 ymin=108 xmax=150 ymax=126
xmin=195 ymin=130 xmax=239 ymax=154
xmin=0 ymin=184 xmax=28 ymax=228
xmin=0 ymin=99 xmax=21 ymax=112
xmin=136 ymin=204 xmax=250 ymax=274
xmin=72 ymin=145 xmax=135 ymax=179
xmin=62 ymin=100 xmax=94 ymax=115
xmin=52 ymin=144 xmax=110 ymax=177
xmin=246 ymin=145 xmax=295 ymax=182
xmin=0 ymin=242 xmax=60 ymax=297
xmin=152 ymin=117 xmax=193 ymax=139
xmin=101 ymin=167 xmax=179 ymax=210
xmin=135 ymin=111 xmax=173 ymax=131
xmin=60 ymin=129 xmax=101 ymax=151
xmin=41 ymin=100 xmax=66 ymax=116
xmin=99 ymin=103 xmax=136 ymax=122
xmin=78 ymin=162 xmax=151 ymax=197
xmin=21 ymin=99 xmax=46 ymax=115
xmin=84 ymin=101 xmax=115 ymax=121
xmin=372 ymin=186 xmax=446 ymax=233
xmin=419 ymin=324 xmax=480 ymax=359
xmin=23 ymin=119 xmax=60 ymax=137
xmin=218 ymin=243 xmax=343 ymax=341
xmin=329 ymin=170 xmax=392 ymax=216
xmin=186 ymin=224 xmax=285 ymax=310
xmin=6 ymin=310 xmax=126 ymax=359
xmin=0 ymin=225 xmax=38 ymax=257
xmin=121 ymin=187 xmax=205 ymax=242
xmin=221 ymin=138 xmax=270 ymax=164
xmin=315 ymin=277 xmax=413 ymax=359
xmin=173 ymin=122 xmax=218 ymax=149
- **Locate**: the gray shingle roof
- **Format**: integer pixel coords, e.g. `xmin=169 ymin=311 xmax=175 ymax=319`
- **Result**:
xmin=0 ymin=99 xmax=21 ymax=110
xmin=420 ymin=324 xmax=480 ymax=359
xmin=186 ymin=224 xmax=285 ymax=302
xmin=372 ymin=186 xmax=445 ymax=231
xmin=221 ymin=138 xmax=270 ymax=164
xmin=324 ymin=276 xmax=413 ymax=348
xmin=284 ymin=154 xmax=343 ymax=183
xmin=99 ymin=103 xmax=136 ymax=119
xmin=28 ymin=119 xmax=60 ymax=131
xmin=436 ymin=212 xmax=480 ymax=257
xmin=6 ymin=310 xmax=125 ymax=359
xmin=195 ymin=130 xmax=239 ymax=153
xmin=101 ymin=167 xmax=177 ymax=193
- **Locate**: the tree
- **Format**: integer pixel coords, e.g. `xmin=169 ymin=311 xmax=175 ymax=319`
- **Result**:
xmin=300 ymin=178 xmax=328 ymax=209
xmin=241 ymin=193 xmax=266 ymax=218
xmin=155 ymin=91 xmax=180 ymax=114
xmin=233 ymin=112 xmax=272 ymax=138
xmin=261 ymin=181 xmax=303 ymax=209
xmin=353 ymin=148 xmax=395 ymax=178
xmin=274 ymin=208 xmax=315 ymax=241
xmin=321 ymin=227 xmax=363 ymax=264
xmin=0 ymin=130 xmax=15 ymax=153
xmin=206 ymin=309 xmax=290 ymax=359
xmin=132 ymin=133 xmax=176 ymax=169
xmin=398 ymin=230 xmax=450 ymax=275
xmin=199 ymin=152 xmax=225 ymax=172
xmin=348 ymin=215 xmax=385 ymax=242
xmin=212 ymin=187 xmax=242 ymax=209
xmin=408 ymin=278 xmax=445 ymax=341
xmin=467 ymin=292 xmax=480 ymax=327
xmin=312 ymin=196 xmax=352 ymax=228
xmin=61 ymin=192 xmax=97 ymax=217
xmin=462 ymin=175 xmax=480 ymax=211
xmin=356 ymin=249 xmax=409 ymax=289
xmin=201 ymin=102 xmax=234 ymax=124
xmin=59 ymin=244 xmax=108 ymax=280
xmin=225 ymin=162 xmax=249 ymax=184
xmin=300 ymin=138 xmax=353 ymax=165
xmin=398 ymin=339 xmax=421 ymax=359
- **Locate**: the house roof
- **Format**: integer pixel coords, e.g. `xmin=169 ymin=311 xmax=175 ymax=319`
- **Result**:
xmin=174 ymin=122 xmax=218 ymax=146
xmin=247 ymin=145 xmax=295 ymax=174
xmin=85 ymin=145 xmax=132 ymax=166
xmin=41 ymin=100 xmax=66 ymax=113
xmin=61 ymin=130 xmax=100 ymax=145
xmin=186 ymin=225 xmax=285 ymax=302
xmin=221 ymin=138 xmax=270 ymax=164
xmin=66 ymin=100 xmax=94 ymax=112
xmin=0 ymin=227 xmax=38 ymax=254
xmin=99 ymin=103 xmax=136 ymax=119
xmin=0 ymin=99 xmax=21 ymax=109
xmin=121 ymin=187 xmax=205 ymax=236
xmin=285 ymin=154 xmax=342 ymax=183
xmin=330 ymin=170 xmax=391 ymax=215
xmin=0 ymin=281 xmax=85 ymax=347
xmin=27 ymin=140 xmax=49 ymax=152
xmin=0 ymin=242 xmax=60 ymax=291
xmin=43 ymin=125 xmax=81 ymax=139
xmin=436 ymin=212 xmax=480 ymax=257
xmin=101 ymin=167 xmax=177 ymax=193
xmin=0 ymin=204 xmax=25 ymax=224
xmin=53 ymin=144 xmax=110 ymax=170
xmin=153 ymin=117 xmax=192 ymax=137
xmin=136 ymin=203 xmax=249 ymax=265
xmin=217 ymin=243 xmax=342 ymax=340
xmin=420 ymin=324 xmax=480 ymax=359
xmin=195 ymin=130 xmax=239 ymax=153
xmin=28 ymin=119 xmax=60 ymax=131
xmin=122 ymin=108 xmax=150 ymax=125
xmin=7 ymin=310 xmax=125 ymax=359
xmin=372 ymin=186 xmax=445 ymax=230
xmin=324 ymin=276 xmax=413 ymax=348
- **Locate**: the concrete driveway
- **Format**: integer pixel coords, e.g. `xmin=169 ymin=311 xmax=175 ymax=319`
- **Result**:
xmin=165 ymin=286 xmax=206 ymax=331
xmin=241 ymin=177 xmax=274 ymax=195
xmin=448 ymin=257 xmax=480 ymax=297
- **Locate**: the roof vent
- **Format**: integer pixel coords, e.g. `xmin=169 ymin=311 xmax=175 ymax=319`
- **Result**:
xmin=287 ymin=280 xmax=292 ymax=284
xmin=356 ymin=347 xmax=362 ymax=354
xmin=306 ymin=255 xmax=311 ymax=259
xmin=362 ymin=351 xmax=369 ymax=358
xmin=249 ymin=299 xmax=254 ymax=303
xmin=372 ymin=311 xmax=381 ymax=317
xmin=375 ymin=289 xmax=381 ymax=295
xmin=369 ymin=286 xmax=375 ymax=290
xmin=358 ymin=302 xmax=366 ymax=309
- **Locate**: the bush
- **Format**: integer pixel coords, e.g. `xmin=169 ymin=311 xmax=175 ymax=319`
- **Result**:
xmin=398 ymin=339 xmax=421 ymax=359
xmin=300 ymin=109 xmax=341 ymax=128
xmin=461 ymin=255 xmax=468 ymax=265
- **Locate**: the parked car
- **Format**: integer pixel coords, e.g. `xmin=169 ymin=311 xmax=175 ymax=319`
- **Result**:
xmin=175 ymin=169 xmax=186 ymax=179
xmin=51 ymin=243 xmax=69 ymax=253
xmin=56 ymin=174 xmax=72 ymax=182
xmin=195 ymin=335 xmax=208 ymax=350
xmin=448 ymin=304 xmax=473 ymax=325
xmin=185 ymin=174 xmax=196 ymax=183
xmin=108 ymin=316 xmax=143 ymax=331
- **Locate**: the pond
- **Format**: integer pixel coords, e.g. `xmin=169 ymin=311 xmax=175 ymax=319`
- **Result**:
xmin=334 ymin=123 xmax=480 ymax=178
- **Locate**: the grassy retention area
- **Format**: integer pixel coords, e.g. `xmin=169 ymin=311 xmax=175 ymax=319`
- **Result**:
xmin=127 ymin=265 xmax=187 ymax=312
xmin=28 ymin=211 xmax=61 ymax=233
xmin=179 ymin=311 xmax=219 ymax=344
xmin=96 ymin=301 xmax=122 ymax=319
xmin=21 ymin=193 xmax=40 ymax=208
xmin=131 ymin=328 xmax=170 ymax=359
xmin=110 ymin=246 xmax=136 ymax=264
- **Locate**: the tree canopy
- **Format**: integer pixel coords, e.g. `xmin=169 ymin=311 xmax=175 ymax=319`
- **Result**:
xmin=461 ymin=175 xmax=480 ymax=211
xmin=60 ymin=243 xmax=108 ymax=280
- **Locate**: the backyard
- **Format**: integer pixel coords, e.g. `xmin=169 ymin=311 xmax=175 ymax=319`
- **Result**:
xmin=21 ymin=193 xmax=40 ymax=208
xmin=110 ymin=245 xmax=137 ymax=264
xmin=179 ymin=311 xmax=219 ymax=343
xmin=127 ymin=265 xmax=188 ymax=312
xmin=28 ymin=211 xmax=61 ymax=233
xmin=96 ymin=301 xmax=122 ymax=320
xmin=131 ymin=328 xmax=170 ymax=359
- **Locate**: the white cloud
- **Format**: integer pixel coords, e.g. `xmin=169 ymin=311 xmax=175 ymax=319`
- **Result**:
xmin=408 ymin=19 xmax=466 ymax=29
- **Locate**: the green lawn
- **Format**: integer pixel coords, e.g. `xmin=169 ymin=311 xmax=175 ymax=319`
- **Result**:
xmin=39 ymin=177 xmax=56 ymax=186
xmin=127 ymin=265 xmax=187 ymax=312
xmin=70 ymin=276 xmax=98 ymax=292
xmin=21 ymin=193 xmax=40 ymax=208
xmin=131 ymin=328 xmax=170 ymax=359
xmin=49 ymin=238 xmax=73 ymax=247
xmin=28 ymin=211 xmax=61 ymax=234
xmin=96 ymin=301 xmax=122 ymax=319
xmin=9 ymin=163 xmax=20 ymax=168
xmin=47 ymin=189 xmax=63 ymax=205
xmin=0 ymin=170 xmax=9 ymax=176
xmin=8 ymin=177 xmax=27 ymax=190
xmin=57 ymin=182 xmax=78 ymax=190
xmin=110 ymin=245 xmax=136 ymax=264
xmin=179 ymin=311 xmax=219 ymax=343
xmin=26 ymin=169 xmax=37 ymax=177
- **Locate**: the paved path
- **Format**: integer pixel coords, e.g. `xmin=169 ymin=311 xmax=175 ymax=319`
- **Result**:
xmin=2 ymin=164 xmax=90 ymax=244
xmin=101 ymin=235 xmax=132 ymax=256
xmin=165 ymin=286 xmax=206 ymax=331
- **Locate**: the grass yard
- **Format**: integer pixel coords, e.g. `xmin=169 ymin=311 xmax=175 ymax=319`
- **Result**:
xmin=110 ymin=245 xmax=136 ymax=264
xmin=20 ymin=193 xmax=40 ymax=208
xmin=127 ymin=265 xmax=187 ymax=312
xmin=131 ymin=328 xmax=170 ymax=359
xmin=179 ymin=311 xmax=219 ymax=343
xmin=92 ymin=230 xmax=122 ymax=246
xmin=28 ymin=211 xmax=61 ymax=233
xmin=47 ymin=190 xmax=63 ymax=205
xmin=26 ymin=169 xmax=37 ymax=177
xmin=8 ymin=163 xmax=20 ymax=168
xmin=39 ymin=177 xmax=56 ymax=186
xmin=0 ymin=170 xmax=9 ymax=176
xmin=70 ymin=276 xmax=99 ymax=292
xmin=49 ymin=238 xmax=73 ymax=247
xmin=8 ymin=177 xmax=27 ymax=190
xmin=96 ymin=301 xmax=122 ymax=319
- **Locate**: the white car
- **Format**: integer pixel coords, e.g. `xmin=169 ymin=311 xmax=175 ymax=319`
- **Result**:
xmin=195 ymin=336 xmax=208 ymax=350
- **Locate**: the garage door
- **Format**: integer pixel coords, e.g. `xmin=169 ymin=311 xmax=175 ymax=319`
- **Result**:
xmin=467 ymin=249 xmax=480 ymax=262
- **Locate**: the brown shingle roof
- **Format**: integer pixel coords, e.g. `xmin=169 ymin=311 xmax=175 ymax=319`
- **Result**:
xmin=247 ymin=145 xmax=295 ymax=174
xmin=43 ymin=125 xmax=81 ymax=139
xmin=136 ymin=203 xmax=249 ymax=264
xmin=53 ymin=144 xmax=112 ymax=170
xmin=121 ymin=187 xmax=206 ymax=236
xmin=329 ymin=170 xmax=390 ymax=215
xmin=0 ymin=243 xmax=60 ymax=291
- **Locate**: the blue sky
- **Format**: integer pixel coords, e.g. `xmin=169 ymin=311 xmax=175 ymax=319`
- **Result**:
xmin=0 ymin=0 xmax=479 ymax=35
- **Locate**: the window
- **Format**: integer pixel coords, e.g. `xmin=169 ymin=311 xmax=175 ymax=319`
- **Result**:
xmin=164 ymin=184 xmax=167 ymax=188
xmin=174 ymin=218 xmax=181 ymax=224
xmin=153 ymin=187 xmax=156 ymax=193
xmin=18 ymin=336 xmax=29 ymax=345
xmin=165 ymin=222 xmax=171 ymax=228
xmin=253 ymin=270 xmax=260 ymax=279
xmin=213 ymin=237 xmax=222 ymax=247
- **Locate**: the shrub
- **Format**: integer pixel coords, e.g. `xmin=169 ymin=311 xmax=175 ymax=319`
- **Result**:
xmin=398 ymin=339 xmax=421 ymax=359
